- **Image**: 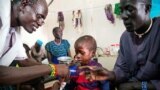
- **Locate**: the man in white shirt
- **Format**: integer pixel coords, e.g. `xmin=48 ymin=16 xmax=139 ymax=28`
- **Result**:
xmin=0 ymin=0 xmax=69 ymax=89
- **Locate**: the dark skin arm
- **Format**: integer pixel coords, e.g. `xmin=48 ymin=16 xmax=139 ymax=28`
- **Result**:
xmin=81 ymin=66 xmax=116 ymax=81
xmin=67 ymin=49 xmax=71 ymax=57
xmin=0 ymin=64 xmax=69 ymax=85
xmin=46 ymin=49 xmax=71 ymax=64
xmin=46 ymin=51 xmax=52 ymax=64
xmin=0 ymin=65 xmax=50 ymax=85
xmin=23 ymin=43 xmax=31 ymax=57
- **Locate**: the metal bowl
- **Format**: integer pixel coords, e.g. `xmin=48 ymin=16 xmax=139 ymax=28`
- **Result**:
xmin=57 ymin=56 xmax=72 ymax=64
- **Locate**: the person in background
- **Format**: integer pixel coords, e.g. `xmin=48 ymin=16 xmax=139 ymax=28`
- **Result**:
xmin=28 ymin=40 xmax=46 ymax=63
xmin=66 ymin=35 xmax=109 ymax=90
xmin=0 ymin=0 xmax=69 ymax=89
xmin=84 ymin=0 xmax=160 ymax=90
xmin=45 ymin=27 xmax=71 ymax=64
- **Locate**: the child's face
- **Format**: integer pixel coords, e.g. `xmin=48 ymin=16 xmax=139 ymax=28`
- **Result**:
xmin=75 ymin=44 xmax=94 ymax=65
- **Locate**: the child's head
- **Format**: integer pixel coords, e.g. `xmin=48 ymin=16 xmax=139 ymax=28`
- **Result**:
xmin=74 ymin=35 xmax=97 ymax=65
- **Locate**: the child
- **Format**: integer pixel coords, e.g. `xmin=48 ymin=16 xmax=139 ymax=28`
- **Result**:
xmin=67 ymin=35 xmax=109 ymax=90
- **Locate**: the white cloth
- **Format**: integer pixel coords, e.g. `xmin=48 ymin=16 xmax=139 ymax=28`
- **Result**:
xmin=0 ymin=0 xmax=11 ymax=57
xmin=0 ymin=0 xmax=27 ymax=66
xmin=0 ymin=28 xmax=27 ymax=66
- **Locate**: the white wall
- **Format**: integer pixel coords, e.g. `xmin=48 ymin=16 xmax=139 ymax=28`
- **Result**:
xmin=21 ymin=0 xmax=126 ymax=55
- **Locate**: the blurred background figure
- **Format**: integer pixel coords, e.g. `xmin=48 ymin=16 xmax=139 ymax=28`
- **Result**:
xmin=45 ymin=27 xmax=71 ymax=64
xmin=23 ymin=40 xmax=46 ymax=63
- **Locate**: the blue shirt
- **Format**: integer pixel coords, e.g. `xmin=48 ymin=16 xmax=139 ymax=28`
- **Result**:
xmin=45 ymin=39 xmax=70 ymax=64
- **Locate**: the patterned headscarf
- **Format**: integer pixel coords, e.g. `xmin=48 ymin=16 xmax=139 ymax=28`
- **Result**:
xmin=36 ymin=39 xmax=43 ymax=47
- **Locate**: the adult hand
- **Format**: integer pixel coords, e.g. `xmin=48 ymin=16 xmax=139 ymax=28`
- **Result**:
xmin=55 ymin=64 xmax=69 ymax=78
xmin=79 ymin=66 xmax=115 ymax=81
